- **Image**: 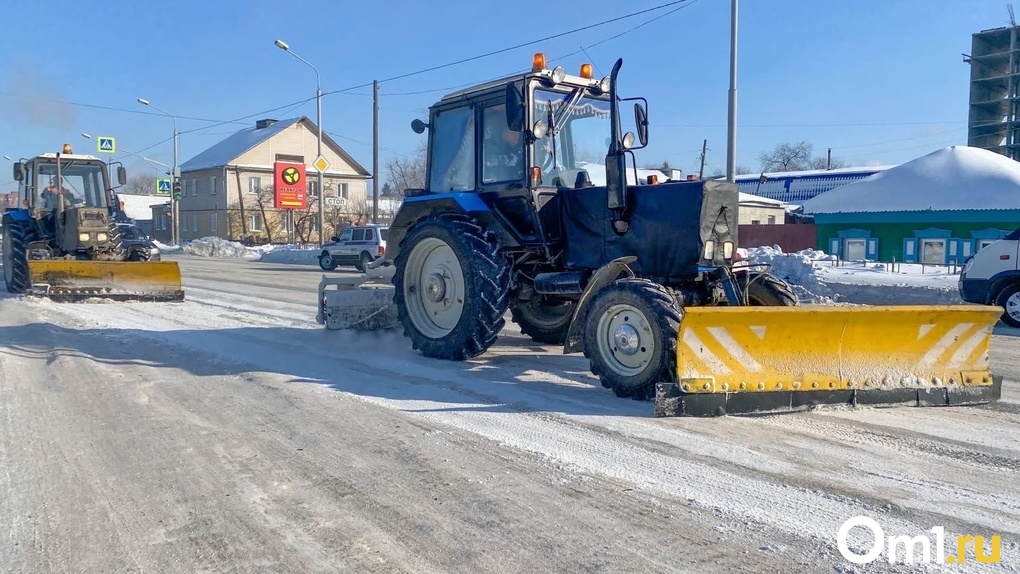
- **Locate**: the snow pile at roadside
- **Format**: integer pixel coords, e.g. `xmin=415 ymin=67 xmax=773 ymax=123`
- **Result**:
xmin=153 ymin=240 xmax=181 ymax=254
xmin=259 ymin=246 xmax=320 ymax=265
xmin=745 ymin=246 xmax=836 ymax=303
xmin=746 ymin=246 xmax=966 ymax=305
xmin=183 ymin=237 xmax=261 ymax=259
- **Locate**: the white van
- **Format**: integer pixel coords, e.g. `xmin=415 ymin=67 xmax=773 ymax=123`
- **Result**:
xmin=958 ymin=226 xmax=1020 ymax=327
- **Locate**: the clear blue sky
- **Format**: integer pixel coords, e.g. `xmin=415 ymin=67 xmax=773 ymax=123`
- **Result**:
xmin=0 ymin=0 xmax=1011 ymax=188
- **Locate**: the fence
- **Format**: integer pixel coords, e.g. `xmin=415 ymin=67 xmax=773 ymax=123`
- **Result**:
xmin=738 ymin=224 xmax=817 ymax=252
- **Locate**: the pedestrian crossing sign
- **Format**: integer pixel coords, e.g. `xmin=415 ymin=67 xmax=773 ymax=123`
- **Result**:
xmin=97 ymin=136 xmax=116 ymax=153
xmin=156 ymin=179 xmax=172 ymax=195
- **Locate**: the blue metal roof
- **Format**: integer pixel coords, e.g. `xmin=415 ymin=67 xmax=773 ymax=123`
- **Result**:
xmin=180 ymin=118 xmax=302 ymax=172
xmin=732 ymin=167 xmax=893 ymax=204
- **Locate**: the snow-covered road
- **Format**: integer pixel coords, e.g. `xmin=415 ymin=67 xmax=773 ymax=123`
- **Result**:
xmin=2 ymin=255 xmax=1018 ymax=573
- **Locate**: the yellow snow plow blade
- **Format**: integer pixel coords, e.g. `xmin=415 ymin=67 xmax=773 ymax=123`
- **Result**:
xmin=27 ymin=260 xmax=184 ymax=302
xmin=656 ymin=305 xmax=1003 ymax=417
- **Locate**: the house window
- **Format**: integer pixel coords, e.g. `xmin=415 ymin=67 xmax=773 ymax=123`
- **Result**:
xmin=308 ymin=180 xmax=320 ymax=198
xmin=210 ymin=213 xmax=217 ymax=233
xmin=248 ymin=177 xmax=261 ymax=194
xmin=250 ymin=214 xmax=262 ymax=232
xmin=338 ymin=182 xmax=349 ymax=199
xmin=767 ymin=215 xmax=776 ymax=224
xmin=208 ymin=177 xmax=217 ymax=196
xmin=751 ymin=220 xmax=761 ymax=225
xmin=844 ymin=239 xmax=866 ymax=261
xmin=189 ymin=179 xmax=197 ymax=196
xmin=921 ymin=239 xmax=946 ymax=265
xmin=192 ymin=214 xmax=199 ymax=232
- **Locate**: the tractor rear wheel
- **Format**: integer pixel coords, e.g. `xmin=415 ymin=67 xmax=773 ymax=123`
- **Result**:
xmin=583 ymin=278 xmax=681 ymax=400
xmin=2 ymin=222 xmax=31 ymax=294
xmin=746 ymin=272 xmax=798 ymax=306
xmin=393 ymin=213 xmax=510 ymax=361
xmin=510 ymin=298 xmax=575 ymax=345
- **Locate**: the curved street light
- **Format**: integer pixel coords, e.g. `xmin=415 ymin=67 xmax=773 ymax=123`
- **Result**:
xmin=138 ymin=98 xmax=181 ymax=245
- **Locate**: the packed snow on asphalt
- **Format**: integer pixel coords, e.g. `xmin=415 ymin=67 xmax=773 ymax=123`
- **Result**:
xmin=1 ymin=254 xmax=1018 ymax=573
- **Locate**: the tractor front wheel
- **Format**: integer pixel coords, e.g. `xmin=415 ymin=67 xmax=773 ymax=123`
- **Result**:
xmin=745 ymin=272 xmax=798 ymax=306
xmin=583 ymin=278 xmax=681 ymax=400
xmin=393 ymin=214 xmax=510 ymax=360
xmin=2 ymin=222 xmax=31 ymax=294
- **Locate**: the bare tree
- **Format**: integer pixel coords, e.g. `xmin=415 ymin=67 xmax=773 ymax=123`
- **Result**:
xmin=758 ymin=141 xmax=813 ymax=172
xmin=251 ymin=184 xmax=279 ymax=244
xmin=807 ymin=155 xmax=849 ymax=170
xmin=758 ymin=141 xmax=849 ymax=172
xmin=124 ymin=173 xmax=157 ymax=195
xmin=384 ymin=142 xmax=427 ymax=196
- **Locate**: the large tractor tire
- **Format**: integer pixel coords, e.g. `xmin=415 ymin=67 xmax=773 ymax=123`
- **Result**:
xmin=583 ymin=278 xmax=681 ymax=400
xmin=393 ymin=213 xmax=510 ymax=361
xmin=128 ymin=245 xmax=152 ymax=262
xmin=746 ymin=272 xmax=798 ymax=306
xmin=510 ymin=298 xmax=576 ymax=345
xmin=2 ymin=222 xmax=32 ymax=294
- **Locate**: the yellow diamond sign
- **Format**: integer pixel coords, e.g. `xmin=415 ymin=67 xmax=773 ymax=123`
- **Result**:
xmin=313 ymin=155 xmax=330 ymax=173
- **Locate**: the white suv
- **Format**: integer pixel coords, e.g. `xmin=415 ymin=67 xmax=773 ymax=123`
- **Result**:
xmin=319 ymin=224 xmax=388 ymax=272
xmin=958 ymin=226 xmax=1020 ymax=327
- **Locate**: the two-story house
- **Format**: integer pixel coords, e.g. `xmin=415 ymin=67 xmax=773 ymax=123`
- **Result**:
xmin=151 ymin=117 xmax=370 ymax=244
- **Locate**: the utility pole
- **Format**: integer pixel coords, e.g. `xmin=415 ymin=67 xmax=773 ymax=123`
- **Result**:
xmin=827 ymin=147 xmax=832 ymax=170
xmin=726 ymin=0 xmax=738 ymax=183
xmin=373 ymin=80 xmax=379 ymax=224
xmin=699 ymin=139 xmax=708 ymax=180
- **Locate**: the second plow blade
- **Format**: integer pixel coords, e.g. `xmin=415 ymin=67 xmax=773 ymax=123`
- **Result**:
xmin=28 ymin=260 xmax=185 ymax=302
xmin=656 ymin=305 xmax=1004 ymax=417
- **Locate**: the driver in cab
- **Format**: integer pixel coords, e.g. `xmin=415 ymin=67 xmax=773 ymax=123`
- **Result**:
xmin=483 ymin=124 xmax=524 ymax=183
xmin=42 ymin=177 xmax=76 ymax=209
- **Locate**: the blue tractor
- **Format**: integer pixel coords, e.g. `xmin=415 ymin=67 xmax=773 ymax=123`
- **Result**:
xmin=380 ymin=54 xmax=797 ymax=407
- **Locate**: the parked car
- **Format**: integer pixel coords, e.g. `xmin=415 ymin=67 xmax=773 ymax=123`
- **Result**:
xmin=319 ymin=224 xmax=388 ymax=271
xmin=959 ymin=226 xmax=1020 ymax=327
xmin=117 ymin=222 xmax=162 ymax=262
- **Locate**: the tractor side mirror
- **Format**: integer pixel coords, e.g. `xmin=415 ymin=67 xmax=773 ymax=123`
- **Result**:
xmin=411 ymin=119 xmax=428 ymax=134
xmin=634 ymin=103 xmax=648 ymax=147
xmin=505 ymin=83 xmax=525 ymax=132
xmin=13 ymin=162 xmax=23 ymax=182
xmin=117 ymin=166 xmax=127 ymax=186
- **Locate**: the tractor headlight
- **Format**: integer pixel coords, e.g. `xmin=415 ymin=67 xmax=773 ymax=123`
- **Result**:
xmin=551 ymin=66 xmax=566 ymax=84
xmin=723 ymin=241 xmax=734 ymax=260
xmin=622 ymin=132 xmax=635 ymax=150
xmin=97 ymin=232 xmax=108 ymax=242
xmin=703 ymin=240 xmax=715 ymax=260
xmin=79 ymin=233 xmax=90 ymax=242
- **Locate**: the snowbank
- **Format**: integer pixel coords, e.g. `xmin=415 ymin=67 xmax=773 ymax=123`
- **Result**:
xmin=153 ymin=240 xmax=181 ymax=254
xmin=746 ymin=246 xmax=966 ymax=305
xmin=259 ymin=247 xmax=320 ymax=265
xmin=183 ymin=237 xmax=261 ymax=259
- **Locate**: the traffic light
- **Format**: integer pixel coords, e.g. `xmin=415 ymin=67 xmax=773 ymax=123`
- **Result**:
xmin=173 ymin=179 xmax=182 ymax=200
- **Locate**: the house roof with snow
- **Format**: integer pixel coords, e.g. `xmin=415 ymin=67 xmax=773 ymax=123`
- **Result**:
xmin=117 ymin=193 xmax=166 ymax=221
xmin=800 ymin=146 xmax=1020 ymax=214
xmin=727 ymin=165 xmax=893 ymax=203
xmin=738 ymin=192 xmax=786 ymax=208
xmin=179 ymin=117 xmax=370 ymax=176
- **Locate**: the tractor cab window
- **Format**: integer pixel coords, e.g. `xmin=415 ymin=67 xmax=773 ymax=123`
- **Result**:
xmin=482 ymin=104 xmax=524 ymax=184
xmin=36 ymin=162 xmax=108 ymax=209
xmin=428 ymin=107 xmax=476 ymax=192
xmin=532 ymin=89 xmax=612 ymax=188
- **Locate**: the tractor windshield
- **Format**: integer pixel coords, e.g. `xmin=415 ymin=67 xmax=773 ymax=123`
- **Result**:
xmin=36 ymin=161 xmax=109 ymax=209
xmin=533 ymin=88 xmax=611 ymax=187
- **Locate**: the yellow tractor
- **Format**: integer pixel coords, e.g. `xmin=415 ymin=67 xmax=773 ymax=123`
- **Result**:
xmin=3 ymin=145 xmax=183 ymax=301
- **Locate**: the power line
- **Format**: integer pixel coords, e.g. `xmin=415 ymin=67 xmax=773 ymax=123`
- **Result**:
xmin=322 ymin=0 xmax=695 ymax=97
xmin=656 ymin=120 xmax=969 ymax=128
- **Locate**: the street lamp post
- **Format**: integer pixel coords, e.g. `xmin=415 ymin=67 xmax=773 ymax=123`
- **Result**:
xmin=275 ymin=39 xmax=325 ymax=247
xmin=138 ymin=98 xmax=180 ymax=246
